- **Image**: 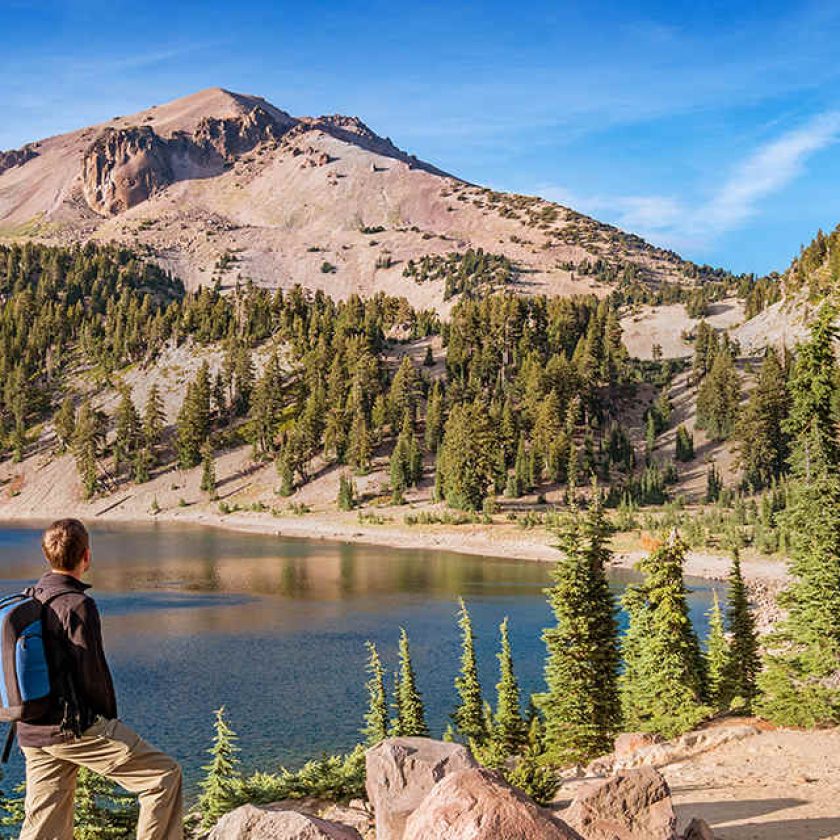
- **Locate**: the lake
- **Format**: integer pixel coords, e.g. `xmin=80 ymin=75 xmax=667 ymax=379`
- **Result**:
xmin=0 ymin=522 xmax=722 ymax=794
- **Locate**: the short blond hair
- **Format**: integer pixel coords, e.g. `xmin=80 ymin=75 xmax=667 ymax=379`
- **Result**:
xmin=42 ymin=519 xmax=89 ymax=571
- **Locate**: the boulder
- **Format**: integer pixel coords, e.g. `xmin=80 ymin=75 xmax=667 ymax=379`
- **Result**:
xmin=207 ymin=804 xmax=362 ymax=839
xmin=562 ymin=767 xmax=677 ymax=840
xmin=683 ymin=816 xmax=715 ymax=840
xmin=365 ymin=737 xmax=477 ymax=840
xmin=403 ymin=767 xmax=582 ymax=840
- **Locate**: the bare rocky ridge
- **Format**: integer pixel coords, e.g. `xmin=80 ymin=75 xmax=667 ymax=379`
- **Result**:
xmin=1 ymin=87 xmax=711 ymax=310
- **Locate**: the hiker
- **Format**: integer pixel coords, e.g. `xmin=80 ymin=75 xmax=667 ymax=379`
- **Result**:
xmin=17 ymin=518 xmax=183 ymax=839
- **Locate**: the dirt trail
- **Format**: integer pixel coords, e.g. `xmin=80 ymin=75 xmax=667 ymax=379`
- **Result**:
xmin=668 ymin=728 xmax=840 ymax=840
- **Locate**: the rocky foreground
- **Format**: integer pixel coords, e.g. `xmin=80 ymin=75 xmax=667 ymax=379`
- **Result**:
xmin=204 ymin=722 xmax=840 ymax=839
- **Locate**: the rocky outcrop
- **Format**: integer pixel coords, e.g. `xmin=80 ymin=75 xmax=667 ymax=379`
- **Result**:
xmin=82 ymin=126 xmax=174 ymax=215
xmin=562 ymin=767 xmax=677 ymax=840
xmin=612 ymin=725 xmax=760 ymax=772
xmin=81 ymin=106 xmax=296 ymax=215
xmin=206 ymin=804 xmax=362 ymax=839
xmin=0 ymin=144 xmax=37 ymax=176
xmin=403 ymin=767 xmax=582 ymax=840
xmin=365 ymin=737 xmax=477 ymax=840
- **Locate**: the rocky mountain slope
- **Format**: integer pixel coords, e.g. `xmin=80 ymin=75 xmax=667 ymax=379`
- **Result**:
xmin=0 ymin=87 xmax=716 ymax=311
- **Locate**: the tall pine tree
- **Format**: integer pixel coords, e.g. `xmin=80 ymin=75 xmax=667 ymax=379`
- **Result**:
xmin=619 ymin=531 xmax=708 ymax=737
xmin=452 ymin=598 xmax=487 ymax=744
xmin=538 ymin=494 xmax=621 ymax=764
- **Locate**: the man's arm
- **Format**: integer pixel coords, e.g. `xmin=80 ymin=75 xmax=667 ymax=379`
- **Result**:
xmin=64 ymin=596 xmax=118 ymax=720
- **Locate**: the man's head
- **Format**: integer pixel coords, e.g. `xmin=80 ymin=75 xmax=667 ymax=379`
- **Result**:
xmin=41 ymin=518 xmax=91 ymax=576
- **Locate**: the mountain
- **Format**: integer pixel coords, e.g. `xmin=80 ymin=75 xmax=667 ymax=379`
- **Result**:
xmin=0 ymin=87 xmax=720 ymax=309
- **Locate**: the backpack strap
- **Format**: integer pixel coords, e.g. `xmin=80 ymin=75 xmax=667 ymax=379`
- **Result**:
xmin=1 ymin=723 xmax=14 ymax=764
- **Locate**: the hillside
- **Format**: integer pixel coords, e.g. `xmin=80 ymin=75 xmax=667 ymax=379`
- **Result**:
xmin=0 ymin=87 xmax=727 ymax=312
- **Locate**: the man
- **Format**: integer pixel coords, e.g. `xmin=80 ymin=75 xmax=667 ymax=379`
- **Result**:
xmin=18 ymin=518 xmax=183 ymax=839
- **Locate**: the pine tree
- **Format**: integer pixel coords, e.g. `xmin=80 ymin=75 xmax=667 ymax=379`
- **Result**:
xmin=437 ymin=402 xmax=497 ymax=510
xmin=704 ymin=591 xmax=732 ymax=711
xmin=198 ymin=706 xmax=242 ymax=830
xmin=757 ymin=308 xmax=840 ymax=725
xmin=736 ymin=347 xmax=790 ymax=489
xmin=619 ymin=532 xmax=708 ymax=738
xmin=696 ymin=349 xmax=740 ymax=440
xmin=142 ymin=384 xmax=166 ymax=462
xmin=337 ymin=472 xmax=356 ymax=511
xmin=347 ymin=408 xmax=372 ymax=475
xmin=73 ymin=767 xmax=139 ymax=839
xmin=675 ymin=425 xmax=694 ymax=462
xmin=54 ymin=395 xmax=76 ymax=452
xmin=705 ymin=463 xmax=722 ymax=502
xmin=113 ymin=386 xmax=141 ymax=476
xmin=362 ymin=642 xmax=388 ymax=746
xmin=200 ymin=439 xmax=216 ymax=494
xmin=491 ymin=617 xmax=527 ymax=757
xmin=783 ymin=305 xmax=839 ymax=478
xmin=452 ymin=598 xmax=487 ymax=744
xmin=424 ymin=381 xmax=444 ymax=453
xmin=392 ymin=628 xmax=428 ymax=737
xmin=73 ymin=399 xmax=105 ymax=499
xmin=726 ymin=549 xmax=760 ymax=710
xmin=176 ymin=364 xmax=211 ymax=469
xmin=538 ymin=495 xmax=621 ymax=764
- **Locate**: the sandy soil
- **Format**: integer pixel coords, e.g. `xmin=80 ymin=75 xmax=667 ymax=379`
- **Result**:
xmin=621 ymin=298 xmax=745 ymax=360
xmin=669 ymin=727 xmax=840 ymax=840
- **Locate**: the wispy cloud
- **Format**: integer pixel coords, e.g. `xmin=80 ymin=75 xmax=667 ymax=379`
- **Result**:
xmin=540 ymin=111 xmax=840 ymax=253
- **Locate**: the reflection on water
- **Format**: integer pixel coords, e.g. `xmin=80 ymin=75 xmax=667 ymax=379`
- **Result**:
xmin=0 ymin=521 xmax=722 ymax=794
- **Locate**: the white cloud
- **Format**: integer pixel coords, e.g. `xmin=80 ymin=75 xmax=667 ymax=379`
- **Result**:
xmin=539 ymin=111 xmax=840 ymax=253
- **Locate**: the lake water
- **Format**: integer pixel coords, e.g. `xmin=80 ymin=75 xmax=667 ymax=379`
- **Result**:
xmin=0 ymin=522 xmax=721 ymax=794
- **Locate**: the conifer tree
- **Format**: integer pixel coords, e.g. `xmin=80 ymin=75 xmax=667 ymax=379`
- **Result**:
xmin=142 ymin=384 xmax=166 ymax=462
xmin=437 ymin=402 xmax=496 ymax=510
xmin=276 ymin=445 xmax=295 ymax=496
xmin=392 ymin=628 xmax=428 ymax=737
xmin=113 ymin=386 xmax=141 ymax=476
xmin=758 ymin=308 xmax=840 ymax=725
xmin=696 ymin=349 xmax=740 ymax=440
xmin=452 ymin=598 xmax=487 ymax=744
xmin=54 ymin=395 xmax=76 ymax=453
xmin=619 ymin=532 xmax=708 ymax=737
xmin=726 ymin=549 xmax=760 ymax=710
xmin=491 ymin=617 xmax=527 ymax=757
xmin=198 ymin=706 xmax=242 ymax=830
xmin=735 ymin=347 xmax=790 ymax=489
xmin=424 ymin=381 xmax=444 ymax=453
xmin=538 ymin=494 xmax=621 ymax=764
xmin=200 ymin=440 xmax=216 ymax=494
xmin=675 ymin=424 xmax=694 ymax=462
xmin=362 ymin=642 xmax=388 ymax=746
xmin=73 ymin=399 xmax=105 ymax=499
xmin=337 ymin=472 xmax=356 ymax=511
xmin=176 ymin=364 xmax=211 ymax=469
xmin=704 ymin=591 xmax=732 ymax=711
xmin=73 ymin=767 xmax=139 ymax=839
xmin=347 ymin=408 xmax=372 ymax=475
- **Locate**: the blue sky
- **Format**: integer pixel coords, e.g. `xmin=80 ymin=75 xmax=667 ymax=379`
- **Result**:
xmin=3 ymin=0 xmax=840 ymax=275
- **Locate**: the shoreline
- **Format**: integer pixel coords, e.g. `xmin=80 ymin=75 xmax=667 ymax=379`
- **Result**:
xmin=0 ymin=503 xmax=790 ymax=586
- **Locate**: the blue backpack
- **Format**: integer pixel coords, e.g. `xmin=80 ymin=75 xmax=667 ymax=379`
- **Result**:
xmin=0 ymin=588 xmax=74 ymax=759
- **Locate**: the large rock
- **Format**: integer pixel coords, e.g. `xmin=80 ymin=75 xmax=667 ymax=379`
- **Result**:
xmin=365 ymin=737 xmax=477 ymax=840
xmin=403 ymin=767 xmax=582 ymax=840
xmin=562 ymin=767 xmax=677 ymax=840
xmin=207 ymin=804 xmax=362 ymax=839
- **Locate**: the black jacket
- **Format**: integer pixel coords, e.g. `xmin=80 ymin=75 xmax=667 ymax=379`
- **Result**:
xmin=17 ymin=572 xmax=118 ymax=747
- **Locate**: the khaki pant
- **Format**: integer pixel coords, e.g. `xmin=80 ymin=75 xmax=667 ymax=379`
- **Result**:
xmin=20 ymin=718 xmax=183 ymax=840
